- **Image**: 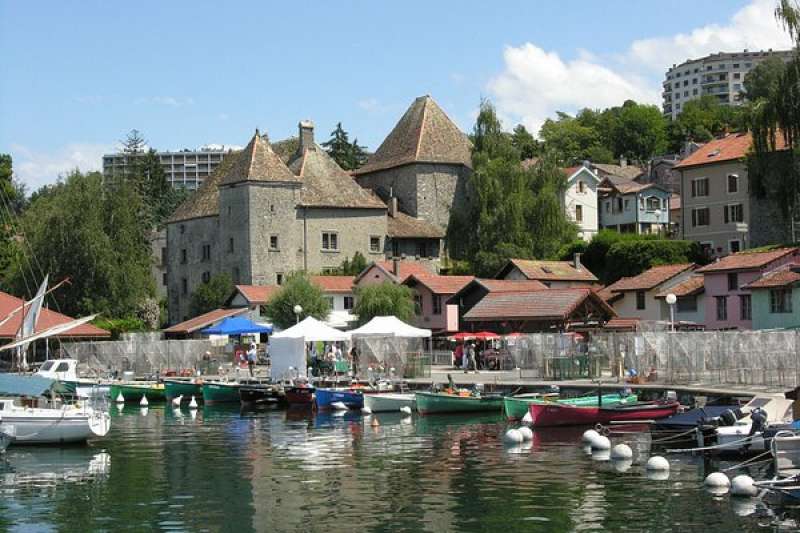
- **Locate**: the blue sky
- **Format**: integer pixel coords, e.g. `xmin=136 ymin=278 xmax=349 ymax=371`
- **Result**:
xmin=0 ymin=0 xmax=790 ymax=189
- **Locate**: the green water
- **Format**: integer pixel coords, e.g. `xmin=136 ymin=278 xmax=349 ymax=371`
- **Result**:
xmin=0 ymin=405 xmax=798 ymax=532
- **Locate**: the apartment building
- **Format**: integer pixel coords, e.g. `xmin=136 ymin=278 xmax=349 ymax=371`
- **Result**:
xmin=662 ymin=49 xmax=793 ymax=120
xmin=103 ymin=147 xmax=233 ymax=190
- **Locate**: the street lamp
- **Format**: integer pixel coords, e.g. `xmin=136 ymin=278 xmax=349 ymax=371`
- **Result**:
xmin=654 ymin=209 xmax=662 ymax=236
xmin=293 ymin=304 xmax=303 ymax=324
xmin=665 ymin=293 xmax=677 ymax=332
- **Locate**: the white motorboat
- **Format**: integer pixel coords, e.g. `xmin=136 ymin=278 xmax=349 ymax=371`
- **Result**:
xmin=754 ymin=430 xmax=800 ymax=502
xmin=363 ymin=393 xmax=416 ymax=412
xmin=35 ymin=359 xmax=110 ymax=399
xmin=715 ymin=394 xmax=794 ymax=452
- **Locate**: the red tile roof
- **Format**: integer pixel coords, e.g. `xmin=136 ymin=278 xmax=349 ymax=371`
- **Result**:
xmin=234 ymin=285 xmax=280 ymax=305
xmin=0 ymin=291 xmax=110 ymax=340
xmin=404 ymin=274 xmax=475 ymax=295
xmin=500 ymin=259 xmax=598 ymax=283
xmin=310 ymin=276 xmax=355 ymax=293
xmin=596 ymin=278 xmax=630 ymax=302
xmin=604 ymin=317 xmax=641 ymax=331
xmin=355 ymin=260 xmax=435 ymax=284
xmin=605 ymin=264 xmax=695 ymax=292
xmin=463 ymin=288 xmax=615 ymax=321
xmin=163 ymin=308 xmax=247 ymax=335
xmin=743 ymin=265 xmax=800 ymax=289
xmin=697 ymin=248 xmax=798 ymax=273
xmin=674 ymin=132 xmax=789 ymax=170
xmin=655 ymin=275 xmax=705 ymax=298
xmin=477 ymin=279 xmax=549 ymax=292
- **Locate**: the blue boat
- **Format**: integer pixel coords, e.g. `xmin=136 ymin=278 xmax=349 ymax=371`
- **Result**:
xmin=315 ymin=388 xmax=363 ymax=410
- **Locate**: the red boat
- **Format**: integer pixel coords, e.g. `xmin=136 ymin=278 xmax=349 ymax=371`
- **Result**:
xmin=528 ymin=400 xmax=680 ymax=427
xmin=285 ymin=386 xmax=315 ymax=406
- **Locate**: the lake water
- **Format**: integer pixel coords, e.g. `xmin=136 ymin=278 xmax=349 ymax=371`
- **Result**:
xmin=1 ymin=405 xmax=799 ymax=532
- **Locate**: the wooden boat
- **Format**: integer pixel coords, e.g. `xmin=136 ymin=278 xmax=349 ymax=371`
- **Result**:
xmin=363 ymin=393 xmax=416 ymax=413
xmin=285 ymin=386 xmax=315 ymax=406
xmin=528 ymin=400 xmax=680 ymax=427
xmin=415 ymin=391 xmax=504 ymax=415
xmin=239 ymin=384 xmax=285 ymax=406
xmin=315 ymin=388 xmax=364 ymax=410
xmin=503 ymin=392 xmax=637 ymax=420
xmin=164 ymin=378 xmax=204 ymax=401
xmin=202 ymin=381 xmax=241 ymax=404
xmin=108 ymin=382 xmax=165 ymax=403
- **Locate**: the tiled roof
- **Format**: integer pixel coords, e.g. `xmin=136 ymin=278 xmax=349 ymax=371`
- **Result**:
xmin=220 ymin=131 xmax=300 ymax=186
xmin=310 ymin=276 xmax=355 ymax=293
xmin=605 ymin=264 xmax=695 ymax=292
xmin=387 ymin=211 xmax=445 ymax=239
xmin=655 ymin=275 xmax=705 ymax=298
xmin=743 ymin=266 xmax=800 ymax=289
xmin=353 ymin=95 xmax=472 ymax=175
xmin=0 ymin=291 xmax=109 ymax=340
xmin=600 ymin=177 xmax=664 ymax=195
xmin=168 ymin=153 xmax=236 ymax=223
xmin=163 ymin=308 xmax=247 ymax=335
xmin=233 ymin=285 xmax=280 ymax=305
xmin=404 ymin=274 xmax=475 ymax=295
xmin=356 ymin=260 xmax=435 ymax=284
xmin=463 ymin=288 xmax=615 ymax=321
xmin=596 ymin=278 xmax=629 ymax=302
xmin=604 ymin=317 xmax=641 ymax=331
xmin=674 ymin=132 xmax=789 ymax=170
xmin=288 ymin=146 xmax=386 ymax=209
xmin=500 ymin=259 xmax=599 ymax=282
xmin=697 ymin=248 xmax=798 ymax=273
xmin=590 ymin=163 xmax=644 ymax=180
xmin=476 ymin=279 xmax=549 ymax=292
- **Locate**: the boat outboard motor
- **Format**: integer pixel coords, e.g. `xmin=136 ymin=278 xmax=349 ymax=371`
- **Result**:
xmin=749 ymin=407 xmax=767 ymax=435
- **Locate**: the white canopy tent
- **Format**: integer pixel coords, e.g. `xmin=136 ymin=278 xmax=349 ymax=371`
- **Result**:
xmin=347 ymin=316 xmax=431 ymax=338
xmin=270 ymin=317 xmax=351 ymax=380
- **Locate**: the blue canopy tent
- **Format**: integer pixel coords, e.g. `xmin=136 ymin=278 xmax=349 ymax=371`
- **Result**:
xmin=200 ymin=316 xmax=272 ymax=336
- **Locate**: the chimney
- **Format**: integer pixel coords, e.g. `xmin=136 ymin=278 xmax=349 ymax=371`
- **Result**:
xmin=573 ymin=252 xmax=582 ymax=271
xmin=299 ymin=120 xmax=314 ymax=152
xmin=392 ymin=257 xmax=400 ymax=276
xmin=619 ymin=157 xmax=627 ymax=168
xmin=388 ymin=197 xmax=398 ymax=217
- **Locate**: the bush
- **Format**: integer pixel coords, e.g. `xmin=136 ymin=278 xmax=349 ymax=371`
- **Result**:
xmin=352 ymin=282 xmax=415 ymax=325
xmin=92 ymin=317 xmax=146 ymax=340
xmin=605 ymin=240 xmax=704 ymax=282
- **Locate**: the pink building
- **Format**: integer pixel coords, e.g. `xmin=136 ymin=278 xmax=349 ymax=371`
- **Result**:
xmin=402 ymin=274 xmax=474 ymax=333
xmin=353 ymin=259 xmax=434 ymax=288
xmin=696 ymin=248 xmax=799 ymax=330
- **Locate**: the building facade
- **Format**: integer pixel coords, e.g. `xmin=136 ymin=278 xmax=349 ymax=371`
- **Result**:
xmin=103 ymin=147 xmax=234 ymax=191
xmin=562 ymin=166 xmax=600 ymax=241
xmin=598 ymin=178 xmax=671 ymax=235
xmin=662 ymin=49 xmax=793 ymax=120
xmin=600 ymin=264 xmax=696 ymax=322
xmin=402 ymin=274 xmax=474 ymax=333
xmin=745 ymin=265 xmax=800 ymax=330
xmin=495 ymin=257 xmax=600 ymax=288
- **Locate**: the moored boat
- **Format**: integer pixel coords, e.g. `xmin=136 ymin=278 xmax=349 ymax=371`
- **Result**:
xmin=415 ymin=391 xmax=504 ymax=415
xmin=164 ymin=378 xmax=204 ymax=402
xmin=109 ymin=382 xmax=166 ymax=403
xmin=240 ymin=384 xmax=285 ymax=406
xmin=710 ymin=395 xmax=794 ymax=453
xmin=363 ymin=393 xmax=416 ymax=413
xmin=202 ymin=381 xmax=241 ymax=404
xmin=503 ymin=392 xmax=637 ymax=420
xmin=528 ymin=400 xmax=680 ymax=427
xmin=315 ymin=388 xmax=364 ymax=410
xmin=285 ymin=385 xmax=315 ymax=406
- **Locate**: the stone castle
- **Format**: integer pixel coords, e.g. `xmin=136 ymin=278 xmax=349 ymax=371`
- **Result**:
xmin=166 ymin=96 xmax=472 ymax=323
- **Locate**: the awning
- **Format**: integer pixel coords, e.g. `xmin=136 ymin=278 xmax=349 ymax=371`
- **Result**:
xmin=0 ymin=374 xmax=56 ymax=397
xmin=272 ymin=316 xmax=350 ymax=342
xmin=200 ymin=316 xmax=272 ymax=336
xmin=347 ymin=316 xmax=431 ymax=338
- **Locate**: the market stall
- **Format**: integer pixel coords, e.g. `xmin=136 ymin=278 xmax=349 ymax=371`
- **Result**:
xmin=347 ymin=316 xmax=431 ymax=379
xmin=270 ymin=317 xmax=350 ymax=381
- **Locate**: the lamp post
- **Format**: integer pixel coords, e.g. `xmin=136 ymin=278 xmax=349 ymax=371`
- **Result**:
xmin=293 ymin=304 xmax=303 ymax=324
xmin=665 ymin=293 xmax=677 ymax=332
xmin=654 ymin=209 xmax=662 ymax=237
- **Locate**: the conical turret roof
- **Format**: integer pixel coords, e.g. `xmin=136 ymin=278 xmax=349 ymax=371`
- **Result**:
xmin=219 ymin=130 xmax=300 ymax=185
xmin=353 ymin=95 xmax=472 ymax=175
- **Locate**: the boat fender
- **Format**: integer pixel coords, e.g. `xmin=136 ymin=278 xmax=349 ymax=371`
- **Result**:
xmin=139 ymin=395 xmax=149 ymax=407
xmin=371 ymin=417 xmax=380 ymax=427
xmin=361 ymin=407 xmax=372 ymax=415
xmin=503 ymin=429 xmax=524 ymax=445
xmin=521 ymin=411 xmax=533 ymax=425
xmin=730 ymin=475 xmax=757 ymax=497
xmin=115 ymin=393 xmax=125 ymax=404
xmin=399 ymin=406 xmax=412 ymax=415
xmin=582 ymin=429 xmax=600 ymax=443
xmin=518 ymin=426 xmax=533 ymax=441
xmin=590 ymin=435 xmax=611 ymax=450
xmin=704 ymin=472 xmax=730 ymax=492
xmin=610 ymin=444 xmax=633 ymax=460
xmin=331 ymin=401 xmax=348 ymax=411
xmin=188 ymin=396 xmax=198 ymax=409
xmin=646 ymin=456 xmax=670 ymax=471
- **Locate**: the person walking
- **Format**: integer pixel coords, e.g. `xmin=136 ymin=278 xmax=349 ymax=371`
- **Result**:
xmin=246 ymin=342 xmax=257 ymax=378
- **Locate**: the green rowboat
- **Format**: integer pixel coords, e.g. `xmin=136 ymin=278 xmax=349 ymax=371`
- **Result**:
xmin=109 ymin=382 xmax=166 ymax=403
xmin=415 ymin=391 xmax=504 ymax=415
xmin=202 ymin=382 xmax=241 ymax=404
xmin=164 ymin=379 xmax=204 ymax=402
xmin=503 ymin=392 xmax=638 ymax=420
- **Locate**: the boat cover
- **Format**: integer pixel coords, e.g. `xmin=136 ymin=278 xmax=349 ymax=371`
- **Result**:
xmin=0 ymin=374 xmax=55 ymax=397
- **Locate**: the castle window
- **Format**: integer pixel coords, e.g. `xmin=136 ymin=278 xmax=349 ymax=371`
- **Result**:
xmin=344 ymin=296 xmax=354 ymax=310
xmin=181 ymin=278 xmax=188 ymax=295
xmin=232 ymin=267 xmax=240 ymax=284
xmin=322 ymin=232 xmax=338 ymax=251
xmin=179 ymin=225 xmax=185 ymax=234
xmin=202 ymin=271 xmax=210 ymax=283
xmin=228 ymin=238 xmax=234 ymax=253
xmin=416 ymin=242 xmax=428 ymax=258
xmin=180 ymin=249 xmax=187 ymax=264
xmin=269 ymin=235 xmax=279 ymax=251
xmin=201 ymin=244 xmax=211 ymax=262
xmin=276 ymin=273 xmax=284 ymax=285
xmin=369 ymin=236 xmax=381 ymax=253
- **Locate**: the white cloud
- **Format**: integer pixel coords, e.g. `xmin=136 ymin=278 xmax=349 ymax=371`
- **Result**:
xmin=9 ymin=143 xmax=112 ymax=190
xmin=488 ymin=0 xmax=792 ymax=136
xmin=134 ymin=96 xmax=194 ymax=107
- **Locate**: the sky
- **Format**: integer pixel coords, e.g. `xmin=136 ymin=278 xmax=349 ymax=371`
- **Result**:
xmin=0 ymin=0 xmax=793 ymax=190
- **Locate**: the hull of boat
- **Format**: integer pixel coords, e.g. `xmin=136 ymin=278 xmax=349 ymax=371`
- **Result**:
xmin=285 ymin=386 xmax=315 ymax=406
xmin=239 ymin=385 xmax=285 ymax=405
xmin=2 ymin=410 xmax=110 ymax=444
xmin=315 ymin=388 xmax=363 ymax=410
xmin=164 ymin=379 xmax=204 ymax=401
xmin=109 ymin=383 xmax=165 ymax=403
xmin=528 ymin=401 xmax=680 ymax=427
xmin=716 ymin=424 xmax=767 ymax=452
xmin=363 ymin=393 xmax=416 ymax=412
xmin=503 ymin=393 xmax=637 ymax=419
xmin=202 ymin=382 xmax=241 ymax=404
xmin=415 ymin=392 xmax=504 ymax=415
xmin=0 ymin=426 xmax=11 ymax=452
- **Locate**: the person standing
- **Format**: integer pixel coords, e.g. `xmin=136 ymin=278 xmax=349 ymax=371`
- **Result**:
xmin=246 ymin=343 xmax=257 ymax=378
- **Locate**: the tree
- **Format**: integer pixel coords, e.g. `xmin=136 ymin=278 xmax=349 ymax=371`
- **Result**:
xmin=539 ymin=112 xmax=612 ymax=165
xmin=121 ymin=129 xmax=147 ymax=155
xmin=352 ymin=282 xmax=414 ymax=325
xmin=667 ymin=96 xmax=746 ymax=152
xmin=605 ymin=101 xmax=667 ymax=163
xmin=321 ymin=123 xmax=367 ymax=170
xmin=3 ymin=170 xmax=154 ymax=318
xmin=743 ymin=56 xmax=787 ymax=101
xmin=189 ymin=273 xmax=234 ymax=316
xmin=511 ymin=124 xmax=538 ymax=160
xmin=336 ymin=251 xmax=368 ymax=276
xmin=263 ymin=272 xmax=330 ymax=329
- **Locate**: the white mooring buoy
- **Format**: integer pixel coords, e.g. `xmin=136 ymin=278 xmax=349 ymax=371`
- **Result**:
xmin=172 ymin=395 xmax=183 ymax=407
xmin=704 ymin=472 xmax=730 ymax=494
xmin=646 ymin=456 xmax=670 ymax=471
xmin=331 ymin=401 xmax=348 ymax=411
xmin=503 ymin=429 xmax=524 ymax=445
xmin=590 ymin=435 xmax=611 ymax=450
xmin=521 ymin=411 xmax=533 ymax=425
xmin=611 ymin=444 xmax=633 ymax=461
xmin=139 ymin=395 xmax=149 ymax=407
xmin=730 ymin=475 xmax=757 ymax=497
xmin=582 ymin=429 xmax=599 ymax=443
xmin=518 ymin=426 xmax=533 ymax=441
xmin=361 ymin=406 xmax=372 ymax=415
xmin=189 ymin=396 xmax=198 ymax=409
xmin=115 ymin=392 xmax=125 ymax=404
